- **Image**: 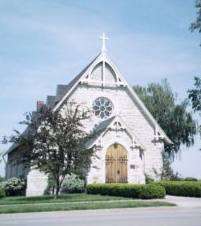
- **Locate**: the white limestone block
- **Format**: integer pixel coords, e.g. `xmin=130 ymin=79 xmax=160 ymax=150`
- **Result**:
xmin=26 ymin=169 xmax=48 ymax=197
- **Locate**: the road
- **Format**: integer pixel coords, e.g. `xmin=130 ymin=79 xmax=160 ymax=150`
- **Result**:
xmin=0 ymin=207 xmax=201 ymax=226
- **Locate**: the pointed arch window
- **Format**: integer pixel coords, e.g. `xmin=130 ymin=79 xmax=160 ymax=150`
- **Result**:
xmin=93 ymin=97 xmax=113 ymax=119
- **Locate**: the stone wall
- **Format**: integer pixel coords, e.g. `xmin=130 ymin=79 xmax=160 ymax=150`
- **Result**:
xmin=87 ymin=129 xmax=145 ymax=184
xmin=63 ymin=83 xmax=164 ymax=182
xmin=26 ymin=168 xmax=48 ymax=196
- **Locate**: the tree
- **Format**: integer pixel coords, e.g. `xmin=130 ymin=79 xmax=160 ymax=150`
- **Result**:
xmin=4 ymin=103 xmax=94 ymax=198
xmin=134 ymin=80 xmax=197 ymax=158
xmin=188 ymin=76 xmax=201 ymax=113
xmin=191 ymin=0 xmax=201 ymax=45
xmin=188 ymin=76 xmax=201 ymax=138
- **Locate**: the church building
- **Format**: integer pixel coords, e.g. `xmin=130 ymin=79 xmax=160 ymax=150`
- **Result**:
xmin=5 ymin=34 xmax=171 ymax=196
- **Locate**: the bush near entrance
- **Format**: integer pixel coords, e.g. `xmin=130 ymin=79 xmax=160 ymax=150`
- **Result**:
xmin=87 ymin=183 xmax=165 ymax=199
xmin=156 ymin=181 xmax=201 ymax=197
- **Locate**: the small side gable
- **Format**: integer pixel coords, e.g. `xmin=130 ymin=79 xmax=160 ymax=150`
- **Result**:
xmin=88 ymin=116 xmax=145 ymax=150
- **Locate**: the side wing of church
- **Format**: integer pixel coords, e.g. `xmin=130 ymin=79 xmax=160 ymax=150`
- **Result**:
xmin=5 ymin=35 xmax=171 ymax=196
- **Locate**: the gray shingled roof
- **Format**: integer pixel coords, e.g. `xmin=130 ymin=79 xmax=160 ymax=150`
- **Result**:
xmin=55 ymin=85 xmax=69 ymax=101
xmin=93 ymin=116 xmax=115 ymax=135
xmin=46 ymin=95 xmax=56 ymax=108
xmin=6 ymin=54 xmax=101 ymax=155
xmin=86 ymin=116 xmax=116 ymax=148
xmin=47 ymin=53 xmax=100 ymax=109
xmin=3 ymin=111 xmax=40 ymax=156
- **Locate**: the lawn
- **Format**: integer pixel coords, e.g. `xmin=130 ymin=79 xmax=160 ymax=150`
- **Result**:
xmin=0 ymin=193 xmax=175 ymax=214
xmin=0 ymin=193 xmax=129 ymax=205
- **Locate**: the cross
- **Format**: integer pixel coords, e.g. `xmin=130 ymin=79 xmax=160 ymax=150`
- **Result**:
xmin=100 ymin=32 xmax=109 ymax=53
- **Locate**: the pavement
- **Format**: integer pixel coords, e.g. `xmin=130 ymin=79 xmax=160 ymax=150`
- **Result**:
xmin=165 ymin=195 xmax=201 ymax=208
xmin=0 ymin=196 xmax=200 ymax=226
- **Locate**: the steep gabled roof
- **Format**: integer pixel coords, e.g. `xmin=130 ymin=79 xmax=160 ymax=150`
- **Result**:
xmin=92 ymin=116 xmax=116 ymax=137
xmin=51 ymin=53 xmax=101 ymax=108
xmin=5 ymin=49 xmax=172 ymax=157
xmin=52 ymin=51 xmax=172 ymax=144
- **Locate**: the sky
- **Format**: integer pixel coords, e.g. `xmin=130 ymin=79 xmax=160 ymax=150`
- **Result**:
xmin=0 ymin=0 xmax=201 ymax=178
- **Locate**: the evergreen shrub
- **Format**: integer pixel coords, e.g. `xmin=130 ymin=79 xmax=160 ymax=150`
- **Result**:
xmin=156 ymin=180 xmax=201 ymax=197
xmin=87 ymin=183 xmax=165 ymax=199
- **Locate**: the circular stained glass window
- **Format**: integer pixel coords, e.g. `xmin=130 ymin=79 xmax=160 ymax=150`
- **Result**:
xmin=93 ymin=97 xmax=113 ymax=119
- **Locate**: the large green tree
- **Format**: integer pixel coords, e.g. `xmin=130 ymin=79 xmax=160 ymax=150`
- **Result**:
xmin=191 ymin=0 xmax=201 ymax=45
xmin=188 ymin=77 xmax=201 ymax=113
xmin=189 ymin=2 xmax=201 ymax=133
xmin=134 ymin=80 xmax=197 ymax=158
xmin=3 ymin=103 xmax=94 ymax=198
xmin=188 ymin=0 xmax=201 ymax=113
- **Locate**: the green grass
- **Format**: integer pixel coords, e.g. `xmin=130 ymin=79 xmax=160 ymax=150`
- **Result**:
xmin=0 ymin=194 xmax=175 ymax=214
xmin=0 ymin=193 xmax=129 ymax=205
xmin=0 ymin=200 xmax=175 ymax=214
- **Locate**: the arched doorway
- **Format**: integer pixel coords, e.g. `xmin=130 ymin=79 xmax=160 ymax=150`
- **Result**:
xmin=105 ymin=143 xmax=127 ymax=183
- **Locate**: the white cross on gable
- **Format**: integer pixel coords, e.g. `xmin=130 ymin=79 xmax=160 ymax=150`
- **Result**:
xmin=100 ymin=32 xmax=109 ymax=53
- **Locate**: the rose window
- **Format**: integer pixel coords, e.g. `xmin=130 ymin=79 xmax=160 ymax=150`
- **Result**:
xmin=93 ymin=97 xmax=113 ymax=119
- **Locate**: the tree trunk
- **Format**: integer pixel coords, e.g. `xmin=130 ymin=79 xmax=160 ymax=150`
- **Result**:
xmin=54 ymin=181 xmax=60 ymax=199
xmin=84 ymin=175 xmax=87 ymax=193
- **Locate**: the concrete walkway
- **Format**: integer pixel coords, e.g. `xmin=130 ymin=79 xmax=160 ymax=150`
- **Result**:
xmin=165 ymin=195 xmax=201 ymax=208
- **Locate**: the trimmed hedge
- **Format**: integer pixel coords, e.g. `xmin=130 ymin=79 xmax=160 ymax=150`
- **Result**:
xmin=156 ymin=181 xmax=201 ymax=197
xmin=87 ymin=183 xmax=165 ymax=199
xmin=183 ymin=177 xmax=198 ymax=182
xmin=139 ymin=184 xmax=165 ymax=199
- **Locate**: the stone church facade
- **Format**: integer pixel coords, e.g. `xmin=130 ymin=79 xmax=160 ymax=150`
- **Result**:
xmin=5 ymin=34 xmax=171 ymax=196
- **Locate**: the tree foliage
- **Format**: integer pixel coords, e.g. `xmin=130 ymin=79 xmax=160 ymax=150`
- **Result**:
xmin=188 ymin=76 xmax=201 ymax=113
xmin=191 ymin=0 xmax=201 ymax=45
xmin=4 ymin=103 xmax=94 ymax=198
xmin=0 ymin=176 xmax=4 ymax=183
xmin=134 ymin=80 xmax=197 ymax=157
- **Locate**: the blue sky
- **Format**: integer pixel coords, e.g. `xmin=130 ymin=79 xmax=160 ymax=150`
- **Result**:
xmin=0 ymin=0 xmax=201 ymax=178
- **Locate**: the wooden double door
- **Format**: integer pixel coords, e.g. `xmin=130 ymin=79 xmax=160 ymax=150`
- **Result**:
xmin=105 ymin=144 xmax=128 ymax=183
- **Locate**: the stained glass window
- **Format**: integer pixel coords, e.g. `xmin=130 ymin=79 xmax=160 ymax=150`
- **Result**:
xmin=93 ymin=97 xmax=113 ymax=119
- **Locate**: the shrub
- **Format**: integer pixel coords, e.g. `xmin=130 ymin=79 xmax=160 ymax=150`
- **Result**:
xmin=61 ymin=174 xmax=85 ymax=193
xmin=145 ymin=174 xmax=154 ymax=184
xmin=157 ymin=181 xmax=201 ymax=197
xmin=3 ymin=177 xmax=26 ymax=196
xmin=87 ymin=183 xmax=165 ymax=199
xmin=139 ymin=184 xmax=165 ymax=199
xmin=183 ymin=177 xmax=198 ymax=182
xmin=0 ymin=185 xmax=5 ymax=199
xmin=0 ymin=176 xmax=5 ymax=183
